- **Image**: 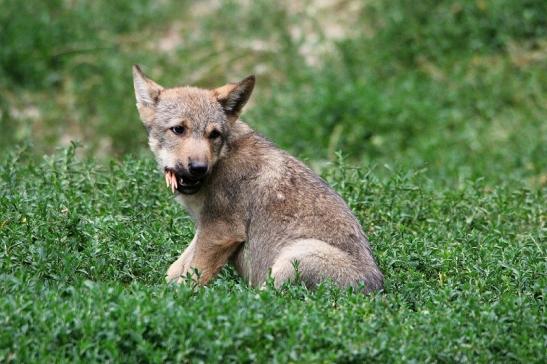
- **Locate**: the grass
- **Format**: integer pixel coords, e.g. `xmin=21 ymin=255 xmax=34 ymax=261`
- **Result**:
xmin=0 ymin=0 xmax=546 ymax=362
xmin=0 ymin=146 xmax=544 ymax=362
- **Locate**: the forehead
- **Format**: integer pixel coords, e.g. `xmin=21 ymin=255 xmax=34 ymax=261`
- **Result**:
xmin=155 ymin=87 xmax=225 ymax=125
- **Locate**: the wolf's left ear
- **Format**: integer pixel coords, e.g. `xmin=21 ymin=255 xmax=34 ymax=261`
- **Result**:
xmin=213 ymin=75 xmax=255 ymax=120
xmin=132 ymin=65 xmax=163 ymax=125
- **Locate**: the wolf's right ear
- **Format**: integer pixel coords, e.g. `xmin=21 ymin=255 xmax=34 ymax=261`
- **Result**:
xmin=132 ymin=65 xmax=163 ymax=125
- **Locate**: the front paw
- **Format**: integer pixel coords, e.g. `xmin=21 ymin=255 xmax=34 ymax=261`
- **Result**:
xmin=165 ymin=257 xmax=190 ymax=283
xmin=165 ymin=246 xmax=195 ymax=283
xmin=166 ymin=260 xmax=183 ymax=283
xmin=166 ymin=265 xmax=196 ymax=284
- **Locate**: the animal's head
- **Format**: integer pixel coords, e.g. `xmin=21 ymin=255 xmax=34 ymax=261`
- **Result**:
xmin=132 ymin=65 xmax=255 ymax=194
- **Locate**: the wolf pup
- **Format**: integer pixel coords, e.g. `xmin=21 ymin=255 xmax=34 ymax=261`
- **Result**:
xmin=132 ymin=65 xmax=383 ymax=293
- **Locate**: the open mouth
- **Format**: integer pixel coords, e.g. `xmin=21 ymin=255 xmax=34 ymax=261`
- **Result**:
xmin=164 ymin=168 xmax=203 ymax=195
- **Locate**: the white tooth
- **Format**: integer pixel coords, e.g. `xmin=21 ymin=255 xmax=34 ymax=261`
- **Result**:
xmin=165 ymin=173 xmax=170 ymax=187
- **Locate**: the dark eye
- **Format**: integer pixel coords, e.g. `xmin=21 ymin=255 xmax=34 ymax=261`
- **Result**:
xmin=170 ymin=126 xmax=185 ymax=135
xmin=209 ymin=129 xmax=221 ymax=139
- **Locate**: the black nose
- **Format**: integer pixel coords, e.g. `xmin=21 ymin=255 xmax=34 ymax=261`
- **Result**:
xmin=188 ymin=161 xmax=208 ymax=178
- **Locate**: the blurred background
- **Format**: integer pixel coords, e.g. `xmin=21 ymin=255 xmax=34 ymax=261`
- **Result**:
xmin=0 ymin=0 xmax=545 ymax=184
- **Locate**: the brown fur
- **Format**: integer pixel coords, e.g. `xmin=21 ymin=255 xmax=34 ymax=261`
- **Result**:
xmin=132 ymin=65 xmax=384 ymax=293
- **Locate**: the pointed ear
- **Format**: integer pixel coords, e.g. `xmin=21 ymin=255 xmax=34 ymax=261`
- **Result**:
xmin=213 ymin=75 xmax=255 ymax=120
xmin=132 ymin=65 xmax=163 ymax=125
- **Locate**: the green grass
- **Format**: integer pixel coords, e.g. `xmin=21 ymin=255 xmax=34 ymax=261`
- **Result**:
xmin=1 ymin=0 xmax=546 ymax=362
xmin=0 ymin=146 xmax=544 ymax=362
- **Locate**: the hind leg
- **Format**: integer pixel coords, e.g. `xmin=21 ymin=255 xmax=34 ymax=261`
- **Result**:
xmin=270 ymin=239 xmax=383 ymax=293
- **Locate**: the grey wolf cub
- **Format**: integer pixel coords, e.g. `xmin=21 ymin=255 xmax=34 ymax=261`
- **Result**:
xmin=132 ymin=65 xmax=383 ymax=292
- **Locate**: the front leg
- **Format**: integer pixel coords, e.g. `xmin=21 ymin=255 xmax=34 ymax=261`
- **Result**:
xmin=175 ymin=221 xmax=244 ymax=285
xmin=166 ymin=233 xmax=197 ymax=283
